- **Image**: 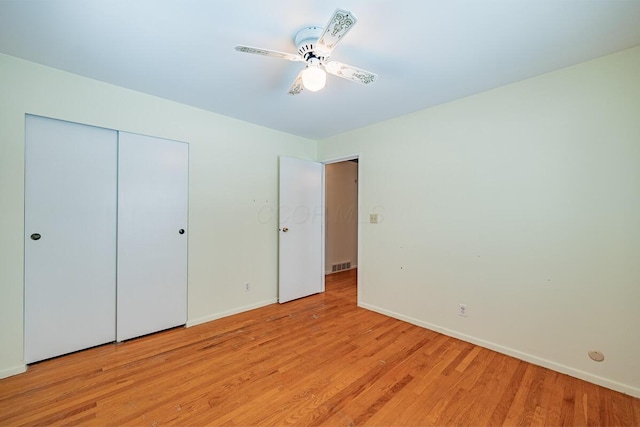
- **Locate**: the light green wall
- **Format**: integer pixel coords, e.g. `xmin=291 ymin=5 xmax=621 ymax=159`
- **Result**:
xmin=318 ymin=46 xmax=640 ymax=397
xmin=0 ymin=53 xmax=315 ymax=377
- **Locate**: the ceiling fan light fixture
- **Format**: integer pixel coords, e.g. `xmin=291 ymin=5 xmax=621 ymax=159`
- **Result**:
xmin=301 ymin=65 xmax=326 ymax=92
xmin=235 ymin=9 xmax=377 ymax=95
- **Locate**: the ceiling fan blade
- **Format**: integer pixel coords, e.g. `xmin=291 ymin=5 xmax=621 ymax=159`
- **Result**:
xmin=235 ymin=45 xmax=302 ymax=62
xmin=325 ymin=61 xmax=377 ymax=85
xmin=315 ymin=9 xmax=357 ymax=55
xmin=288 ymin=70 xmax=305 ymax=95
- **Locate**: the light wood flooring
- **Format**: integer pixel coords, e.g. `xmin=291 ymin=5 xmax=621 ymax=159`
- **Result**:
xmin=1 ymin=269 xmax=639 ymax=426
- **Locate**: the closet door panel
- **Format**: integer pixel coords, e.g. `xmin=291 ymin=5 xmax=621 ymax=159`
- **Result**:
xmin=117 ymin=132 xmax=188 ymax=341
xmin=24 ymin=115 xmax=117 ymax=363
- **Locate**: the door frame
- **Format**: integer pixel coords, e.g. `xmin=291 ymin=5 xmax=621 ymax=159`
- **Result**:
xmin=322 ymin=154 xmax=361 ymax=305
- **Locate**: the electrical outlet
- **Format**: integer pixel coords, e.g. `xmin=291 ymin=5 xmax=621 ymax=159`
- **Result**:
xmin=459 ymin=304 xmax=467 ymax=317
xmin=369 ymin=213 xmax=378 ymax=224
xmin=244 ymin=282 xmax=250 ymax=292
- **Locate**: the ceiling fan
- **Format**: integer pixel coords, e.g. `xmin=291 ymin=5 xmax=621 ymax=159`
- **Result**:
xmin=235 ymin=9 xmax=378 ymax=95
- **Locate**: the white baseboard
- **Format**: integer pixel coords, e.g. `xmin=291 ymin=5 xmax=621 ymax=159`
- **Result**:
xmin=186 ymin=298 xmax=278 ymax=328
xmin=0 ymin=364 xmax=27 ymax=380
xmin=325 ymin=264 xmax=358 ymax=275
xmin=359 ymin=302 xmax=640 ymax=399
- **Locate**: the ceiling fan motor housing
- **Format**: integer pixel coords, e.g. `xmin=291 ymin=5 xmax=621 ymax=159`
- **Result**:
xmin=294 ymin=26 xmax=326 ymax=62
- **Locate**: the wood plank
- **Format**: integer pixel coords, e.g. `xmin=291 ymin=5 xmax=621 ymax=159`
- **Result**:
xmin=0 ymin=269 xmax=638 ymax=426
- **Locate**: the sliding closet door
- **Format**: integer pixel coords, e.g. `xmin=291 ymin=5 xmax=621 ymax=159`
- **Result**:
xmin=24 ymin=115 xmax=117 ymax=363
xmin=117 ymin=132 xmax=188 ymax=341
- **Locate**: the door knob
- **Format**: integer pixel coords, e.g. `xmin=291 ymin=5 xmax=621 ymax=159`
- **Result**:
xmin=178 ymin=229 xmax=185 ymax=235
xmin=30 ymin=233 xmax=41 ymax=241
xmin=282 ymin=227 xmax=289 ymax=232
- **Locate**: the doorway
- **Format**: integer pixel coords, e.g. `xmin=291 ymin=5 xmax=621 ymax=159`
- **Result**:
xmin=324 ymin=157 xmax=359 ymax=300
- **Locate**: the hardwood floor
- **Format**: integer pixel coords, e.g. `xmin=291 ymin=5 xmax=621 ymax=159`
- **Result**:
xmin=1 ymin=269 xmax=639 ymax=426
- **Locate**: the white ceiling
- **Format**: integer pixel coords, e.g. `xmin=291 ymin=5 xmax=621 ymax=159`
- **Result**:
xmin=1 ymin=0 xmax=640 ymax=140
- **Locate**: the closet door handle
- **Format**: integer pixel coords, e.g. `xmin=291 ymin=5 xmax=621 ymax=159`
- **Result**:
xmin=178 ymin=229 xmax=185 ymax=235
xmin=30 ymin=233 xmax=41 ymax=241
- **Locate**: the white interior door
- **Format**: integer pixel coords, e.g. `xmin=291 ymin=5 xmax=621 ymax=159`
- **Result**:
xmin=278 ymin=156 xmax=324 ymax=303
xmin=24 ymin=115 xmax=117 ymax=364
xmin=117 ymin=132 xmax=188 ymax=341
